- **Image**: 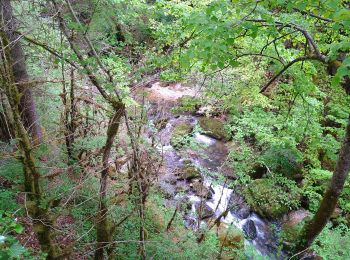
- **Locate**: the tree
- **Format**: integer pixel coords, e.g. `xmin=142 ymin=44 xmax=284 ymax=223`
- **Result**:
xmin=295 ymin=116 xmax=350 ymax=252
xmin=1 ymin=0 xmax=43 ymax=144
xmin=0 ymin=28 xmax=64 ymax=260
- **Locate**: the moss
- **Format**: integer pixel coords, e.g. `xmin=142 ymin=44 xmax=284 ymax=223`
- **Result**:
xmin=208 ymin=221 xmax=244 ymax=249
xmin=177 ymin=163 xmax=201 ymax=180
xmin=243 ymin=178 xmax=300 ymax=218
xmin=170 ymin=122 xmax=193 ymax=148
xmin=198 ymin=117 xmax=230 ymax=141
xmin=174 ymin=95 xmax=201 ymax=114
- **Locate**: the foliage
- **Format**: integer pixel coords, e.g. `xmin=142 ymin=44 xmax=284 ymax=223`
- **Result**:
xmin=312 ymin=224 xmax=350 ymax=260
xmin=244 ymin=175 xmax=301 ymax=218
xmin=0 ymin=211 xmax=35 ymax=259
xmin=1 ymin=0 xmax=350 ymax=258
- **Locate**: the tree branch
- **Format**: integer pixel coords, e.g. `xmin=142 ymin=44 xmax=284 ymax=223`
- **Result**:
xmin=260 ymin=55 xmax=325 ymax=93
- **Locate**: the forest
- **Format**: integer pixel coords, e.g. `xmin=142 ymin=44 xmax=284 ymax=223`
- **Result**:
xmin=0 ymin=0 xmax=350 ymax=259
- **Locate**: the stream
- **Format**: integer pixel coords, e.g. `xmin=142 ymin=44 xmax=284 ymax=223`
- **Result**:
xmin=140 ymin=82 xmax=283 ymax=259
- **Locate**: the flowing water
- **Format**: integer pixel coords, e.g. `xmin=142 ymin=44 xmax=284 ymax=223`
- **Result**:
xmin=140 ymin=82 xmax=283 ymax=259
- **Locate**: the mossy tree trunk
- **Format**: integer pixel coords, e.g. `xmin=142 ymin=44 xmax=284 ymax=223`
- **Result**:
xmin=0 ymin=31 xmax=63 ymax=259
xmin=1 ymin=0 xmax=43 ymax=145
xmin=94 ymin=107 xmax=124 ymax=260
xmin=296 ymin=115 xmax=350 ymax=252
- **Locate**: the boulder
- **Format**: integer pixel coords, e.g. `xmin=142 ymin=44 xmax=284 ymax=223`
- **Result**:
xmin=243 ymin=178 xmax=301 ymax=218
xmin=177 ymin=163 xmax=201 ymax=180
xmin=198 ymin=117 xmax=230 ymax=141
xmin=243 ymin=219 xmax=257 ymax=240
xmin=156 ymin=182 xmax=175 ymax=199
xmin=176 ymin=95 xmax=201 ymax=114
xmin=281 ymin=209 xmax=310 ymax=251
xmin=236 ymin=208 xmax=251 ymax=219
xmin=210 ymin=221 xmax=244 ymax=249
xmin=283 ymin=208 xmax=311 ymax=226
xmin=228 ymin=192 xmax=250 ymax=218
xmin=190 ymin=179 xmax=213 ymax=199
xmin=195 ymin=202 xmax=214 ymax=219
xmin=170 ymin=122 xmax=193 ymax=148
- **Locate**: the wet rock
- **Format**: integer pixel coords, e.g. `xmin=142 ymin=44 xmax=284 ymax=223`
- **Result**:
xmin=154 ymin=117 xmax=169 ymax=130
xmin=243 ymin=219 xmax=257 ymax=240
xmin=177 ymin=163 xmax=200 ymax=180
xmin=195 ymin=202 xmax=214 ymax=219
xmin=198 ymin=117 xmax=230 ymax=141
xmin=170 ymin=122 xmax=193 ymax=148
xmin=243 ymin=178 xmax=301 ymax=218
xmin=228 ymin=192 xmax=250 ymax=217
xmin=175 ymin=184 xmax=190 ymax=194
xmin=190 ymin=180 xmax=213 ymax=199
xmin=184 ymin=215 xmax=197 ymax=229
xmin=156 ymin=182 xmax=175 ymax=199
xmin=236 ymin=208 xmax=251 ymax=219
xmin=178 ymin=197 xmax=192 ymax=213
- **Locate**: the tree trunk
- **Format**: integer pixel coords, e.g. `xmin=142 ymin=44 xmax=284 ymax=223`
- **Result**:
xmin=1 ymin=0 xmax=43 ymax=144
xmin=296 ymin=115 xmax=350 ymax=252
xmin=95 ymin=108 xmax=124 ymax=260
xmin=0 ymin=31 xmax=62 ymax=259
xmin=0 ymin=93 xmax=14 ymax=142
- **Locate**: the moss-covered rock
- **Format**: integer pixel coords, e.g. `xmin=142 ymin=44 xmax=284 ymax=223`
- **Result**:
xmin=209 ymin=221 xmax=244 ymax=249
xmin=191 ymin=179 xmax=212 ymax=199
xmin=175 ymin=95 xmax=201 ymax=114
xmin=243 ymin=178 xmax=301 ymax=218
xmin=177 ymin=163 xmax=200 ymax=180
xmin=198 ymin=117 xmax=230 ymax=141
xmin=170 ymin=122 xmax=193 ymax=148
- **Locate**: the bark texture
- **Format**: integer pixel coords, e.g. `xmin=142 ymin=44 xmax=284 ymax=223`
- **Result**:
xmin=0 ymin=30 xmax=63 ymax=259
xmin=296 ymin=115 xmax=350 ymax=252
xmin=94 ymin=108 xmax=124 ymax=260
xmin=1 ymin=0 xmax=43 ymax=144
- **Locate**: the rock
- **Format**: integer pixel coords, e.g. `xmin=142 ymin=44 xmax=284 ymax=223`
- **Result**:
xmin=170 ymin=122 xmax=193 ymax=148
xmin=191 ymin=179 xmax=212 ymax=199
xmin=178 ymin=197 xmax=192 ymax=213
xmin=281 ymin=209 xmax=310 ymax=251
xmin=243 ymin=178 xmax=301 ymax=218
xmin=236 ymin=208 xmax=251 ymax=219
xmin=176 ymin=95 xmax=201 ymax=114
xmin=283 ymin=208 xmax=311 ymax=226
xmin=175 ymin=184 xmax=190 ymax=194
xmin=154 ymin=117 xmax=169 ymax=130
xmin=198 ymin=117 xmax=230 ymax=141
xmin=195 ymin=202 xmax=214 ymax=219
xmin=210 ymin=221 xmax=244 ymax=249
xmin=195 ymin=105 xmax=217 ymax=116
xmin=177 ymin=163 xmax=201 ymax=180
xmin=156 ymin=182 xmax=175 ymax=199
xmin=228 ymin=192 xmax=250 ymax=217
xmin=243 ymin=219 xmax=257 ymax=240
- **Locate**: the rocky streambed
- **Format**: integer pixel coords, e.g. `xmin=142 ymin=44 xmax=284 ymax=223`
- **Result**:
xmin=139 ymin=82 xmax=288 ymax=258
